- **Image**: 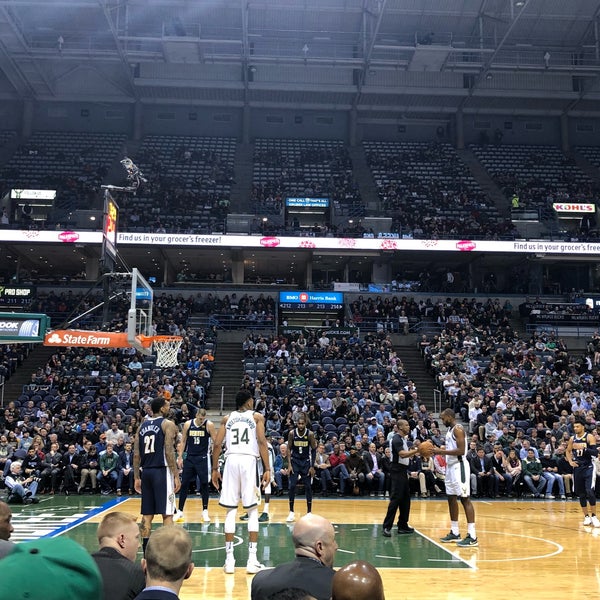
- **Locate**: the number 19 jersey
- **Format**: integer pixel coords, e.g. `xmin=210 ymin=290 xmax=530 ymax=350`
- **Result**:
xmin=225 ymin=410 xmax=259 ymax=458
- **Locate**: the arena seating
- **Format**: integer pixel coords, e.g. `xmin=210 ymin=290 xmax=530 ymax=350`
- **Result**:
xmin=120 ymin=135 xmax=236 ymax=234
xmin=2 ymin=131 xmax=126 ymax=215
xmin=364 ymin=140 xmax=512 ymax=239
xmin=252 ymin=138 xmax=363 ymax=221
xmin=470 ymin=143 xmax=598 ymax=223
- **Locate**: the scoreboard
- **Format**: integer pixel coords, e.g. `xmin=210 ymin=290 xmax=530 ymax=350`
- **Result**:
xmin=278 ymin=291 xmax=344 ymax=328
xmin=279 ymin=291 xmax=344 ymax=311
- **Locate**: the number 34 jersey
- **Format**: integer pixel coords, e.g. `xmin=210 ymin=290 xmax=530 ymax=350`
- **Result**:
xmin=138 ymin=416 xmax=167 ymax=468
xmin=225 ymin=410 xmax=259 ymax=458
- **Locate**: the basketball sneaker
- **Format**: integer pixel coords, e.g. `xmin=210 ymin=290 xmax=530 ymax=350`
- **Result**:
xmin=174 ymin=510 xmax=185 ymax=523
xmin=286 ymin=511 xmax=295 ymax=523
xmin=456 ymin=534 xmax=478 ymax=548
xmin=239 ymin=512 xmax=249 ymax=521
xmin=591 ymin=515 xmax=600 ymax=528
xmin=258 ymin=512 xmax=269 ymax=522
xmin=440 ymin=531 xmax=461 ymax=543
xmin=202 ymin=509 xmax=210 ymax=522
xmin=246 ymin=558 xmax=265 ymax=574
xmin=583 ymin=515 xmax=592 ymax=526
xmin=223 ymin=557 xmax=235 ymax=574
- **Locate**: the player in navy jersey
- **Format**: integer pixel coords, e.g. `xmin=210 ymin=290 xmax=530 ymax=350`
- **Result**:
xmin=134 ymin=396 xmax=180 ymax=554
xmin=175 ymin=408 xmax=216 ymax=523
xmin=286 ymin=413 xmax=317 ymax=523
xmin=211 ymin=389 xmax=270 ymax=574
xmin=566 ymin=418 xmax=600 ymax=527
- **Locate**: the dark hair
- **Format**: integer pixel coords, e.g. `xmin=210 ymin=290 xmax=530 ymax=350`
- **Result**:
xmin=236 ymin=389 xmax=253 ymax=409
xmin=151 ymin=396 xmax=167 ymax=415
xmin=574 ymin=417 xmax=586 ymax=426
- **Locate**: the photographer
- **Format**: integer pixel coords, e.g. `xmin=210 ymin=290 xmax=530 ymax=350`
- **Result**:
xmin=5 ymin=461 xmax=40 ymax=504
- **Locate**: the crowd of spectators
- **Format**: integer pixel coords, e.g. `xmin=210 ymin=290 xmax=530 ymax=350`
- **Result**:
xmin=240 ymin=327 xmax=442 ymax=496
xmin=251 ymin=139 xmax=363 ymax=221
xmin=471 ymin=143 xmax=600 ymax=240
xmin=115 ymin=136 xmax=235 ymax=235
xmin=3 ymin=131 xmax=600 ymax=246
xmin=4 ymin=284 xmax=600 ymax=502
xmin=0 ymin=291 xmax=219 ymax=498
xmin=364 ymin=141 xmax=517 ymax=240
xmin=419 ymin=297 xmax=600 ymax=497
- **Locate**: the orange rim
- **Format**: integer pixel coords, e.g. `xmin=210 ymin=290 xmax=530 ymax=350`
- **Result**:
xmin=136 ymin=335 xmax=183 ymax=349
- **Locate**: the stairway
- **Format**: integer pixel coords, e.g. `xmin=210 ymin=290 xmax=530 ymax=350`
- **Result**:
xmin=347 ymin=145 xmax=379 ymax=212
xmin=208 ymin=341 xmax=244 ymax=411
xmin=228 ymin=142 xmax=254 ymax=213
xmin=456 ymin=147 xmax=510 ymax=218
xmin=394 ymin=337 xmax=438 ymax=413
xmin=2 ymin=345 xmax=56 ymax=402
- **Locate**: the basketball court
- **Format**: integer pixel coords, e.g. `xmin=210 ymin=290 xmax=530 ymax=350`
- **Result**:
xmin=6 ymin=494 xmax=596 ymax=599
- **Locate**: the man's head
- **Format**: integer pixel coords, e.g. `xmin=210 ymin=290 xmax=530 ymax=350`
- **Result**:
xmin=96 ymin=512 xmax=140 ymax=562
xmin=332 ymin=560 xmax=385 ymax=600
xmin=0 ymin=500 xmax=13 ymax=541
xmin=296 ymin=414 xmax=307 ymax=433
xmin=235 ymin=389 xmax=253 ymax=410
xmin=440 ymin=408 xmax=456 ymax=427
xmin=573 ymin=418 xmax=586 ymax=436
xmin=151 ymin=396 xmax=170 ymax=416
xmin=142 ymin=526 xmax=194 ymax=587
xmin=292 ymin=513 xmax=337 ymax=568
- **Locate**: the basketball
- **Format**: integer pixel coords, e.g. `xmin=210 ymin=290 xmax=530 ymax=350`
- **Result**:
xmin=419 ymin=440 xmax=435 ymax=459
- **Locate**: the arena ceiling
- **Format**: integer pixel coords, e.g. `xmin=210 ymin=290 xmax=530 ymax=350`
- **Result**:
xmin=0 ymin=0 xmax=599 ymax=116
xmin=2 ymin=0 xmax=600 ymax=284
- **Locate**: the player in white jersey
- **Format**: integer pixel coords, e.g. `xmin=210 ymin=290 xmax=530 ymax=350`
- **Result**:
xmin=431 ymin=408 xmax=478 ymax=548
xmin=212 ymin=390 xmax=270 ymax=574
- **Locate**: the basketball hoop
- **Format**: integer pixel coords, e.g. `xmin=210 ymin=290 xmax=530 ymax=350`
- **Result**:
xmin=150 ymin=335 xmax=183 ymax=368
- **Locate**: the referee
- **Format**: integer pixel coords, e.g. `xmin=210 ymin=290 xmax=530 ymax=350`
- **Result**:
xmin=382 ymin=419 xmax=419 ymax=537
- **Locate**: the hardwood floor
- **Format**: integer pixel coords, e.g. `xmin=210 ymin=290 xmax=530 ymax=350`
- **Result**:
xmin=98 ymin=496 xmax=597 ymax=600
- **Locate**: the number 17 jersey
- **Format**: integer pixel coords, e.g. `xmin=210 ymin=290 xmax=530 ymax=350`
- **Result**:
xmin=138 ymin=416 xmax=167 ymax=468
xmin=225 ymin=410 xmax=259 ymax=458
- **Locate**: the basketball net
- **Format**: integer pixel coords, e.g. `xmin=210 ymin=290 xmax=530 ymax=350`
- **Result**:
xmin=141 ymin=335 xmax=183 ymax=368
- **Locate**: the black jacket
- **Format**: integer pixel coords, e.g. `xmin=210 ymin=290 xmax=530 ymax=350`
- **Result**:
xmin=92 ymin=546 xmax=146 ymax=600
xmin=251 ymin=556 xmax=335 ymax=600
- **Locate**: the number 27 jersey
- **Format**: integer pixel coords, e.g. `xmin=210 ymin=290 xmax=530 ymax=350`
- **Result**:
xmin=138 ymin=416 xmax=167 ymax=468
xmin=225 ymin=410 xmax=259 ymax=458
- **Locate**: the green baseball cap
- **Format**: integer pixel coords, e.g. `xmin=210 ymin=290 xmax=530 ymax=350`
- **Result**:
xmin=0 ymin=537 xmax=103 ymax=600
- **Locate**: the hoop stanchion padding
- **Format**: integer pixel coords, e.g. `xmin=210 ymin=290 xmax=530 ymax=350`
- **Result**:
xmin=149 ymin=336 xmax=183 ymax=368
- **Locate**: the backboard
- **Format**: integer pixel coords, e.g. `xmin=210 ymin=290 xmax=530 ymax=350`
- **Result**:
xmin=127 ymin=267 xmax=154 ymax=355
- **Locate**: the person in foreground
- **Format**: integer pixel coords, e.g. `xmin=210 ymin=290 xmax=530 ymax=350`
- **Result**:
xmin=250 ymin=513 xmax=338 ymax=600
xmin=331 ymin=560 xmax=385 ymax=600
xmin=92 ymin=511 xmax=146 ymax=600
xmin=135 ymin=525 xmax=194 ymax=600
xmin=566 ymin=417 xmax=600 ymax=527
xmin=0 ymin=536 xmax=103 ymax=599
xmin=432 ymin=408 xmax=478 ymax=547
xmin=212 ymin=389 xmax=271 ymax=574
xmin=0 ymin=500 xmax=15 ymax=559
xmin=134 ymin=396 xmax=181 ymax=555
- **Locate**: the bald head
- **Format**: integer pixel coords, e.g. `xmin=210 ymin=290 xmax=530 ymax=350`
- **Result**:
xmin=332 ymin=560 xmax=385 ymax=600
xmin=292 ymin=513 xmax=338 ymax=568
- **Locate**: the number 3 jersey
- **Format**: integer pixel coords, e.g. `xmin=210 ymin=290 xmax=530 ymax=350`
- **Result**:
xmin=139 ymin=416 xmax=167 ymax=468
xmin=225 ymin=410 xmax=259 ymax=458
